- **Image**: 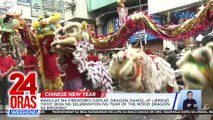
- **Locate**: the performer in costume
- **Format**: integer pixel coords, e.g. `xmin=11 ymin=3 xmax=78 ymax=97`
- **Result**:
xmin=0 ymin=45 xmax=17 ymax=108
xmin=51 ymin=22 xmax=113 ymax=92
xmin=32 ymin=13 xmax=63 ymax=90
xmin=21 ymin=46 xmax=38 ymax=75
xmin=54 ymin=36 xmax=83 ymax=91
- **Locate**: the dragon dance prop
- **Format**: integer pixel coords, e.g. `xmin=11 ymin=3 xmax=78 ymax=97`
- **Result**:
xmin=0 ymin=13 xmax=22 ymax=64
xmin=108 ymin=48 xmax=179 ymax=93
xmin=18 ymin=18 xmax=38 ymax=51
xmin=83 ymin=0 xmax=213 ymax=50
xmin=0 ymin=13 xmax=20 ymax=33
xmin=0 ymin=11 xmax=37 ymax=50
xmin=30 ymin=13 xmax=63 ymax=90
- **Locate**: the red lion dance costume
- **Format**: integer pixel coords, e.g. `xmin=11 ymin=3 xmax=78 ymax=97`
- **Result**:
xmin=32 ymin=13 xmax=63 ymax=90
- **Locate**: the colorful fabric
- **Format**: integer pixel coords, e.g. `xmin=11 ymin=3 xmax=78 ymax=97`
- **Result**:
xmin=23 ymin=54 xmax=37 ymax=74
xmin=144 ymin=50 xmax=154 ymax=55
xmin=39 ymin=36 xmax=60 ymax=80
xmin=88 ymin=54 xmax=99 ymax=62
xmin=64 ymin=54 xmax=81 ymax=80
xmin=72 ymin=41 xmax=113 ymax=92
xmin=0 ymin=55 xmax=16 ymax=74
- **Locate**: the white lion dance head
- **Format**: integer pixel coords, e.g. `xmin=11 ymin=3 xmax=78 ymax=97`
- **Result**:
xmin=51 ymin=22 xmax=113 ymax=92
xmin=109 ymin=48 xmax=179 ymax=93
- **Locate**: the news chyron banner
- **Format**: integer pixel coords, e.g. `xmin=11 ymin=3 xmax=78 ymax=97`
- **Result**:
xmin=5 ymin=72 xmax=205 ymax=116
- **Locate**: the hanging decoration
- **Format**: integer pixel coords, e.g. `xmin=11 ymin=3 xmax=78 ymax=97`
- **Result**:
xmin=1 ymin=0 xmax=213 ymax=52
xmin=117 ymin=0 xmax=128 ymax=25
xmin=84 ymin=0 xmax=213 ymax=50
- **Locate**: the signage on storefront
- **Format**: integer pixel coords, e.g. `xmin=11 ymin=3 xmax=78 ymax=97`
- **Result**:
xmin=171 ymin=8 xmax=197 ymax=24
xmin=148 ymin=0 xmax=203 ymax=14
xmin=174 ymin=11 xmax=195 ymax=19
xmin=17 ymin=0 xmax=31 ymax=6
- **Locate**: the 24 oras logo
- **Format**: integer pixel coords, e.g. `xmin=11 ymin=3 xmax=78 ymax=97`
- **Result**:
xmin=8 ymin=72 xmax=39 ymax=116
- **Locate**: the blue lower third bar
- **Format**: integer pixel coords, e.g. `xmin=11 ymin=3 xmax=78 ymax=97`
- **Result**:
xmin=8 ymin=109 xmax=39 ymax=116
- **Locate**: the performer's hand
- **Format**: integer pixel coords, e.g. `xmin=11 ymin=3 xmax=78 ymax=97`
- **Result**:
xmin=187 ymin=104 xmax=192 ymax=107
xmin=194 ymin=104 xmax=197 ymax=108
xmin=0 ymin=73 xmax=5 ymax=79
xmin=60 ymin=73 xmax=66 ymax=77
xmin=13 ymin=66 xmax=19 ymax=70
xmin=42 ymin=41 xmax=48 ymax=55
xmin=60 ymin=73 xmax=66 ymax=82
xmin=43 ymin=48 xmax=48 ymax=55
xmin=20 ymin=66 xmax=26 ymax=69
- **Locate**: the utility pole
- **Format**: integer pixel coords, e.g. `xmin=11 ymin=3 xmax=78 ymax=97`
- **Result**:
xmin=139 ymin=0 xmax=142 ymax=9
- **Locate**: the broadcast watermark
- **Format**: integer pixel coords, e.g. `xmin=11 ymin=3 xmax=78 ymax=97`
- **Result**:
xmin=8 ymin=72 xmax=39 ymax=117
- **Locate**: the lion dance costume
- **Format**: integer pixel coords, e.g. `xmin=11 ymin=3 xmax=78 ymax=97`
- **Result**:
xmin=177 ymin=42 xmax=213 ymax=109
xmin=31 ymin=13 xmax=63 ymax=90
xmin=51 ymin=22 xmax=113 ymax=92
xmin=108 ymin=48 xmax=179 ymax=93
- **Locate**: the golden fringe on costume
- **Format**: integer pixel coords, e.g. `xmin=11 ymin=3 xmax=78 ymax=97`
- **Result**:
xmin=32 ymin=13 xmax=63 ymax=91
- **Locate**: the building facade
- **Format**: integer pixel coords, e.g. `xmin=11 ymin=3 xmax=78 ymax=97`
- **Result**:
xmin=148 ymin=0 xmax=208 ymax=50
xmin=0 ymin=0 xmax=93 ymax=25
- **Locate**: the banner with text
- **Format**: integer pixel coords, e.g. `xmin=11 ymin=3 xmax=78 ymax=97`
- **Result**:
xmin=3 ymin=71 xmax=204 ymax=116
xmin=34 ymin=91 xmax=202 ymax=110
